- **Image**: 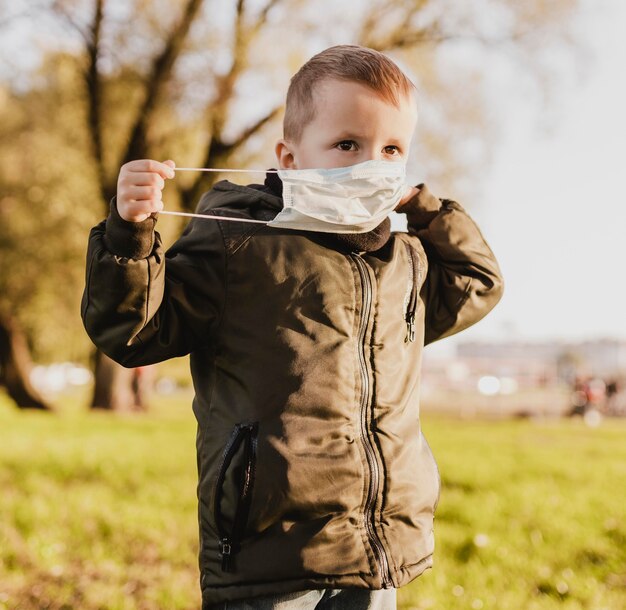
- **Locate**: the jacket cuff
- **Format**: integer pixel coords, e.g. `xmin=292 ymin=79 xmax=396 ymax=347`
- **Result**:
xmin=397 ymin=183 xmax=444 ymax=231
xmin=103 ymin=198 xmax=157 ymax=259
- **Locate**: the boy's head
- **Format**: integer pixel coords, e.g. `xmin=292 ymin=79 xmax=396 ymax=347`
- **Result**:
xmin=276 ymin=45 xmax=418 ymax=171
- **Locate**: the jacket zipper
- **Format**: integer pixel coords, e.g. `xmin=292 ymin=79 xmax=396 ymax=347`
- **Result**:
xmin=403 ymin=242 xmax=421 ymax=343
xmin=351 ymin=253 xmax=393 ymax=588
xmin=213 ymin=422 xmax=258 ymax=572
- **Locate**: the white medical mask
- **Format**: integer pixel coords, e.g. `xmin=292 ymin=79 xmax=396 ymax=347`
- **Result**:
xmin=165 ymin=160 xmax=412 ymax=233
xmin=269 ymin=160 xmax=411 ymax=234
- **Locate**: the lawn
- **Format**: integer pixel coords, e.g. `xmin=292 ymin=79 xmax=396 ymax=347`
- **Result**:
xmin=1 ymin=390 xmax=624 ymax=610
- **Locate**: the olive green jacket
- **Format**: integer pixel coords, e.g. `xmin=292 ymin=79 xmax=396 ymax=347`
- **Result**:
xmin=81 ymin=181 xmax=503 ymax=606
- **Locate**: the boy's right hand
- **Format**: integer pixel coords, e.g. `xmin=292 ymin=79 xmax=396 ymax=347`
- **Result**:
xmin=116 ymin=159 xmax=176 ymax=222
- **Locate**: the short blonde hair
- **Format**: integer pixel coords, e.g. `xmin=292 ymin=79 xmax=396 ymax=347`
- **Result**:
xmin=284 ymin=45 xmax=416 ymax=143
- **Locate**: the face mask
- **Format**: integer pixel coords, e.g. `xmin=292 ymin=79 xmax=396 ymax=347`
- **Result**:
xmin=165 ymin=161 xmax=411 ymax=233
xmin=268 ymin=160 xmax=411 ymax=234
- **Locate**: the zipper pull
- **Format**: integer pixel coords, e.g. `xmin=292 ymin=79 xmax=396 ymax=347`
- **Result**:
xmin=405 ymin=312 xmax=416 ymax=343
xmin=220 ymin=537 xmax=233 ymax=572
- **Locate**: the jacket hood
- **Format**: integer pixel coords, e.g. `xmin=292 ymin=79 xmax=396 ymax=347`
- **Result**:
xmin=198 ymin=179 xmax=283 ymax=216
xmin=200 ymin=174 xmax=392 ymax=253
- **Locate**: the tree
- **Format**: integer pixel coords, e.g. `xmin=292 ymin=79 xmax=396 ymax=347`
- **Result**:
xmin=0 ymin=56 xmax=102 ymax=409
xmin=0 ymin=0 xmax=583 ymax=409
xmin=0 ymin=312 xmax=50 ymax=410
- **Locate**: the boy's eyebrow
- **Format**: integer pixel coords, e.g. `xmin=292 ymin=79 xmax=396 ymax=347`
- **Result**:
xmin=332 ymin=131 xmax=405 ymax=145
xmin=332 ymin=131 xmax=366 ymax=140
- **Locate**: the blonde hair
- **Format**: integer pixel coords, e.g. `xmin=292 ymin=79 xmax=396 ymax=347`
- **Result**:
xmin=284 ymin=45 xmax=416 ymax=142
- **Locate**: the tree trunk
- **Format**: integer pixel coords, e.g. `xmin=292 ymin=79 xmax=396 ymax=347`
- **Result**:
xmin=0 ymin=312 xmax=52 ymax=410
xmin=90 ymin=350 xmax=152 ymax=411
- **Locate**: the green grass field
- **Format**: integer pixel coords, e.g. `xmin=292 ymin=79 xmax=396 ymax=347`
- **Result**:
xmin=1 ymin=390 xmax=624 ymax=610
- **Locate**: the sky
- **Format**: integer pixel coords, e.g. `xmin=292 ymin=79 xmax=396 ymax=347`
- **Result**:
xmin=430 ymin=0 xmax=626 ymax=346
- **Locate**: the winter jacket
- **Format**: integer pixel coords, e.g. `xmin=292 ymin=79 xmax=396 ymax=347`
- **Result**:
xmin=81 ymin=180 xmax=503 ymax=607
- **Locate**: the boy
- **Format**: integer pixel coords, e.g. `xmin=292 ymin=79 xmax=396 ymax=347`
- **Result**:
xmin=82 ymin=45 xmax=503 ymax=609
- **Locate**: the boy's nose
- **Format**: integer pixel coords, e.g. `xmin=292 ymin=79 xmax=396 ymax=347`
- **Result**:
xmin=363 ymin=149 xmax=383 ymax=163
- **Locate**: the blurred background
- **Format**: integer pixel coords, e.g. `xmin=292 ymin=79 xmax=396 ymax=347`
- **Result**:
xmin=0 ymin=1 xmax=624 ymax=609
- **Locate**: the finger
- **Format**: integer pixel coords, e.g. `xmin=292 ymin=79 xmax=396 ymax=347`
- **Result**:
xmin=163 ymin=159 xmax=176 ymax=172
xmin=124 ymin=185 xmax=163 ymax=202
xmin=123 ymin=159 xmax=175 ymax=179
xmin=121 ymin=172 xmax=165 ymax=189
xmin=124 ymin=199 xmax=164 ymax=217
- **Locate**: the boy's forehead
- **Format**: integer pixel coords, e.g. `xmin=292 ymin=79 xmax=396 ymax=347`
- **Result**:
xmin=313 ymin=77 xmax=416 ymax=103
xmin=311 ymin=78 xmax=418 ymax=131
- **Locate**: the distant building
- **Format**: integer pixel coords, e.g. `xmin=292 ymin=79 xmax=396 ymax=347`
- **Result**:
xmin=421 ymin=338 xmax=626 ymax=394
xmin=455 ymin=338 xmax=626 ymax=381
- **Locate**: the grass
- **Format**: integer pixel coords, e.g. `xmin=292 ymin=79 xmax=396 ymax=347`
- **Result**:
xmin=400 ymin=416 xmax=626 ymax=610
xmin=1 ymin=389 xmax=625 ymax=609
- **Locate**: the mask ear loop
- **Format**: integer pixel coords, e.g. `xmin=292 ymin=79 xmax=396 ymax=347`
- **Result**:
xmin=159 ymin=210 xmax=270 ymax=224
xmin=175 ymin=167 xmax=280 ymax=174
xmin=159 ymin=167 xmax=282 ymax=224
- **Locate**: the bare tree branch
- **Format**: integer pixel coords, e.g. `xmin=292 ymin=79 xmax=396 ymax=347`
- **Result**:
xmin=211 ymin=0 xmax=249 ymax=122
xmin=250 ymin=0 xmax=283 ymax=36
xmin=48 ymin=0 xmax=90 ymax=44
xmin=182 ymin=0 xmax=256 ymax=206
xmin=358 ymin=1 xmax=444 ymax=53
xmin=180 ymin=105 xmax=282 ymax=209
xmin=364 ymin=23 xmax=444 ymax=52
xmin=180 ymin=0 xmax=286 ymax=208
xmin=228 ymin=105 xmax=282 ymax=152
xmin=373 ymin=27 xmax=535 ymax=52
xmin=121 ymin=0 xmax=204 ymax=168
xmin=358 ymin=1 xmax=401 ymax=47
xmin=83 ymin=0 xmax=107 ymax=207
xmin=359 ymin=1 xmax=536 ymax=53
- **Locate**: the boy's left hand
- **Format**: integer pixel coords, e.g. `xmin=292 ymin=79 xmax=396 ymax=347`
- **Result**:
xmin=396 ymin=185 xmax=420 ymax=212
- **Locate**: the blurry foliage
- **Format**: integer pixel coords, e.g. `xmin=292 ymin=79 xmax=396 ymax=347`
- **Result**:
xmin=0 ymin=0 xmax=584 ymax=367
xmin=0 ymin=54 xmax=101 ymax=363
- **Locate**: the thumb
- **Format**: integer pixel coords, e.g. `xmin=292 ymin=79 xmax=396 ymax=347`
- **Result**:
xmin=396 ymin=185 xmax=420 ymax=211
xmin=163 ymin=159 xmax=176 ymax=177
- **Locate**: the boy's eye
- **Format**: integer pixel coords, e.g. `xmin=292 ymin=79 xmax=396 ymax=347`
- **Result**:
xmin=383 ymin=145 xmax=400 ymax=155
xmin=336 ymin=140 xmax=358 ymax=151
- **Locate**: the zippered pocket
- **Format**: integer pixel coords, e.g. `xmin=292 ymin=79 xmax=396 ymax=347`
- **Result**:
xmin=403 ymin=242 xmax=422 ymax=343
xmin=213 ymin=422 xmax=258 ymax=572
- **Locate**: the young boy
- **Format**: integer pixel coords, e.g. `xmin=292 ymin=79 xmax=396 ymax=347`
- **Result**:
xmin=82 ymin=45 xmax=503 ymax=609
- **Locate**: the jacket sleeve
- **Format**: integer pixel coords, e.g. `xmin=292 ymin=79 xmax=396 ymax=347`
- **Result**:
xmin=400 ymin=184 xmax=504 ymax=345
xmin=81 ymin=199 xmax=226 ymax=367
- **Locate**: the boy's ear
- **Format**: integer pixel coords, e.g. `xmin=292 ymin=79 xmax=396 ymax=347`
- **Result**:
xmin=275 ymin=139 xmax=297 ymax=169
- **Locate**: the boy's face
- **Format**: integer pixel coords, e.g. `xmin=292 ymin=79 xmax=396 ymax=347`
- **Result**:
xmin=276 ymin=78 xmax=418 ymax=170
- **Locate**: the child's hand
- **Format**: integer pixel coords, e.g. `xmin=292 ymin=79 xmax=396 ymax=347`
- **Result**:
xmin=116 ymin=159 xmax=176 ymax=222
xmin=395 ymin=185 xmax=420 ymax=213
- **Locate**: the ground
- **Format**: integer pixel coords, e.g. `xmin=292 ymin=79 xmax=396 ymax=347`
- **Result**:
xmin=1 ymin=389 xmax=624 ymax=610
